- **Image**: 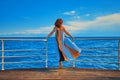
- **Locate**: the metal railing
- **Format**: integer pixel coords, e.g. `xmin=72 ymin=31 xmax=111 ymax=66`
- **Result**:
xmin=0 ymin=38 xmax=48 ymax=70
xmin=72 ymin=37 xmax=120 ymax=70
xmin=0 ymin=37 xmax=120 ymax=70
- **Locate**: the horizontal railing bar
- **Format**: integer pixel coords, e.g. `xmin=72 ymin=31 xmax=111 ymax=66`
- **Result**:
xmin=75 ymin=37 xmax=120 ymax=40
xmin=1 ymin=37 xmax=120 ymax=40
xmin=0 ymin=55 xmax=46 ymax=58
xmin=0 ymin=61 xmax=45 ymax=64
xmin=0 ymin=37 xmax=119 ymax=41
xmin=0 ymin=49 xmax=46 ymax=52
xmin=0 ymin=55 xmax=118 ymax=58
xmin=82 ymin=53 xmax=118 ymax=55
xmin=79 ymin=55 xmax=119 ymax=58
xmin=0 ymin=48 xmax=118 ymax=52
xmin=0 ymin=39 xmax=47 ymax=41
xmin=0 ymin=61 xmax=118 ymax=64
xmin=80 ymin=48 xmax=119 ymax=51
xmin=75 ymin=60 xmax=118 ymax=64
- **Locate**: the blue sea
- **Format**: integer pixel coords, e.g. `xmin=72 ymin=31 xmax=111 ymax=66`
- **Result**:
xmin=0 ymin=37 xmax=119 ymax=70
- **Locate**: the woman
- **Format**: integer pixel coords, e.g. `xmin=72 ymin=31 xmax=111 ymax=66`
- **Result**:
xmin=46 ymin=18 xmax=81 ymax=68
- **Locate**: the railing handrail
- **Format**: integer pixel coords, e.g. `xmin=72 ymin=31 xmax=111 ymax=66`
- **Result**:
xmin=0 ymin=49 xmax=46 ymax=52
xmin=0 ymin=38 xmax=47 ymax=41
xmin=74 ymin=37 xmax=120 ymax=40
xmin=0 ymin=37 xmax=120 ymax=40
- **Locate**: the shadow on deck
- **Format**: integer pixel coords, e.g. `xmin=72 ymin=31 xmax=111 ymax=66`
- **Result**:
xmin=0 ymin=68 xmax=120 ymax=80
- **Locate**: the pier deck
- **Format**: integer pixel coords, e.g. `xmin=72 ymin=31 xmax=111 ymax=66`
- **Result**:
xmin=0 ymin=68 xmax=120 ymax=80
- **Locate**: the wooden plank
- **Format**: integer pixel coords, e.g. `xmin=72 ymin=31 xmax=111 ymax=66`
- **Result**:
xmin=0 ymin=68 xmax=120 ymax=80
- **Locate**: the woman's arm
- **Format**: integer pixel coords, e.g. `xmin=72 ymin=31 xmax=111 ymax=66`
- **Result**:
xmin=46 ymin=26 xmax=56 ymax=39
xmin=63 ymin=26 xmax=74 ymax=41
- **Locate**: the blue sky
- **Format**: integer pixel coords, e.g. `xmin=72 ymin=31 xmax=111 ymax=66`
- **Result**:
xmin=0 ymin=0 xmax=120 ymax=37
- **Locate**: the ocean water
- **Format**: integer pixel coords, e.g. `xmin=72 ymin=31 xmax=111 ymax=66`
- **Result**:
xmin=0 ymin=37 xmax=119 ymax=70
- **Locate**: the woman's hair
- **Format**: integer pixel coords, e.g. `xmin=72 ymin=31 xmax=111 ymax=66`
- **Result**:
xmin=54 ymin=18 xmax=63 ymax=27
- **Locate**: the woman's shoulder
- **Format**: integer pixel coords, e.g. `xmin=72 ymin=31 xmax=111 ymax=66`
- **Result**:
xmin=54 ymin=26 xmax=65 ymax=30
xmin=61 ymin=26 xmax=66 ymax=30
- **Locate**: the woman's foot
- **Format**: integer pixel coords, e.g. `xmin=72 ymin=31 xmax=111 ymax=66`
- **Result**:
xmin=59 ymin=66 xmax=62 ymax=69
xmin=59 ymin=62 xmax=62 ymax=69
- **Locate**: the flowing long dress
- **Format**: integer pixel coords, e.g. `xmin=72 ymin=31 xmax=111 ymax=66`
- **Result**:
xmin=55 ymin=28 xmax=81 ymax=62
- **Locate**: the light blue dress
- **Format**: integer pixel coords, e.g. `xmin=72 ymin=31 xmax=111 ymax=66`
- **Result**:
xmin=55 ymin=28 xmax=81 ymax=62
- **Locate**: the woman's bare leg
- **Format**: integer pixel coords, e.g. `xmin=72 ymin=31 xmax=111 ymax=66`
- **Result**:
xmin=59 ymin=61 xmax=62 ymax=69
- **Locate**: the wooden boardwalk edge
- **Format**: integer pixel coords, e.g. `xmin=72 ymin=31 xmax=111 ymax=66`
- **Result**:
xmin=0 ymin=68 xmax=120 ymax=80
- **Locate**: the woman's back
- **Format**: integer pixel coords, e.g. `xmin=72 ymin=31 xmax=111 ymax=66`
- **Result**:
xmin=55 ymin=26 xmax=65 ymax=44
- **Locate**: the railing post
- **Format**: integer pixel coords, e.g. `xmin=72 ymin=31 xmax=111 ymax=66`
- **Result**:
xmin=45 ymin=40 xmax=48 ymax=68
xmin=118 ymin=40 xmax=120 ymax=71
xmin=72 ymin=59 xmax=76 ymax=68
xmin=2 ymin=40 xmax=4 ymax=70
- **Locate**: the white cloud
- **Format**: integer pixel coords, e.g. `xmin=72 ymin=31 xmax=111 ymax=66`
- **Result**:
xmin=0 ymin=13 xmax=120 ymax=36
xmin=63 ymin=10 xmax=76 ymax=15
xmin=0 ymin=26 xmax=53 ymax=35
xmin=26 ymin=26 xmax=53 ymax=34
xmin=85 ymin=14 xmax=90 ymax=16
xmin=63 ymin=10 xmax=81 ymax=19
xmin=66 ymin=13 xmax=120 ymax=31
xmin=73 ymin=16 xmax=80 ymax=19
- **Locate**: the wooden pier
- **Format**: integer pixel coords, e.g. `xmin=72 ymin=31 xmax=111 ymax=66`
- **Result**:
xmin=0 ymin=68 xmax=120 ymax=80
